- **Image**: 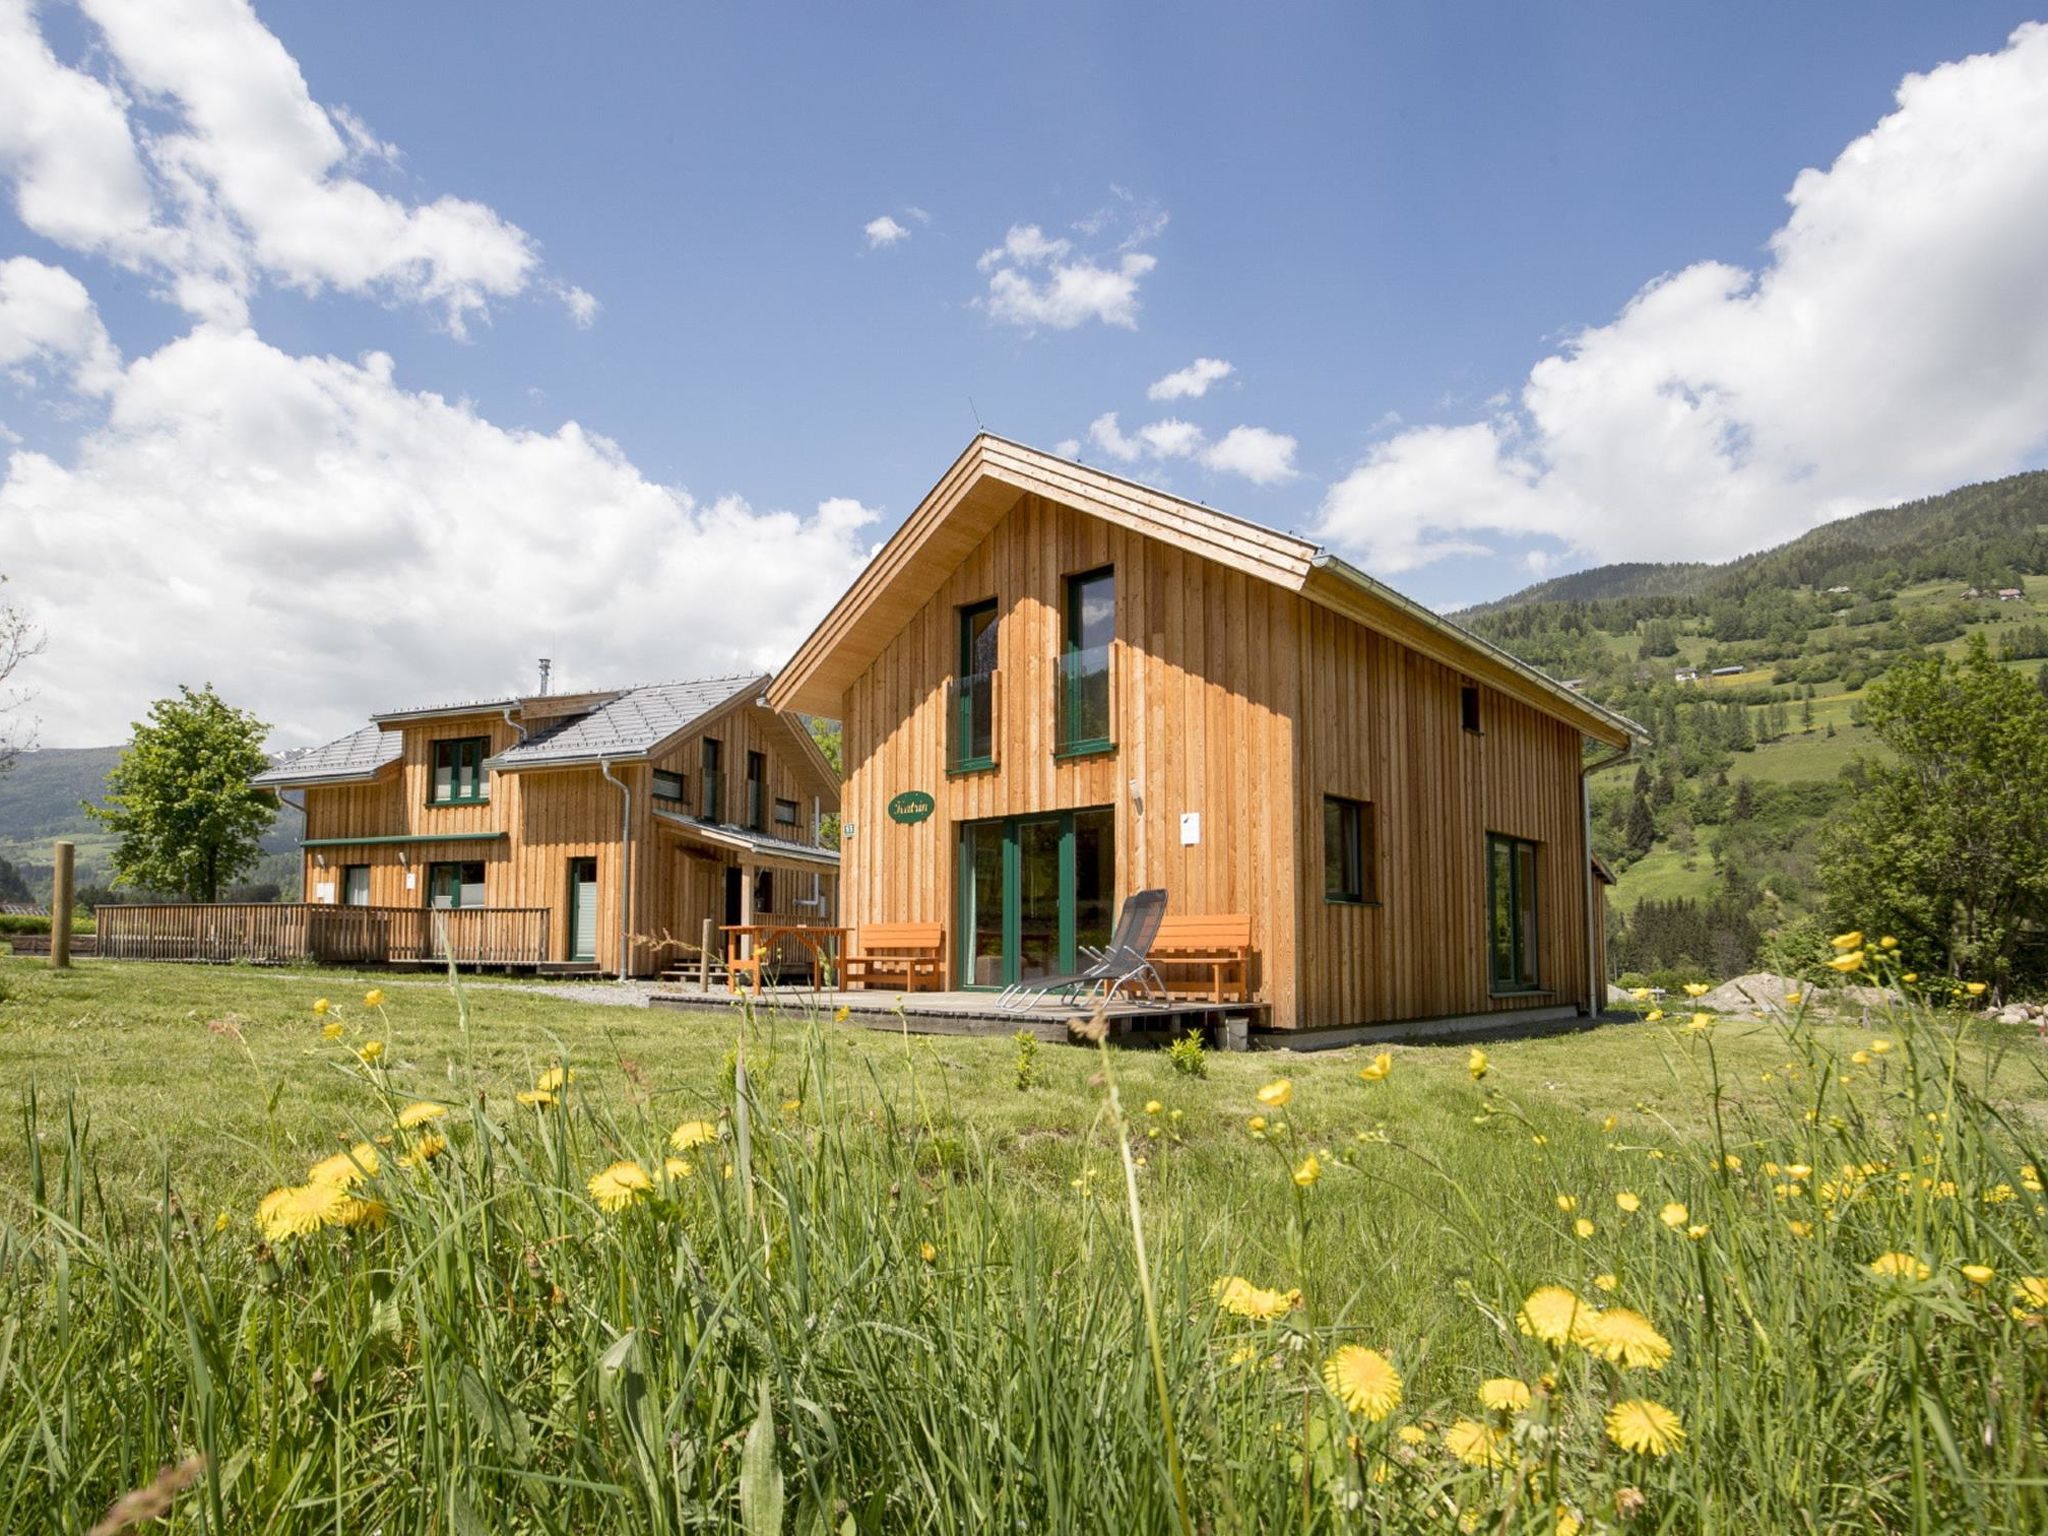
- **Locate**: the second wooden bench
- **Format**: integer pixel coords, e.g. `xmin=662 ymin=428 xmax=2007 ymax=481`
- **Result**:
xmin=1148 ymin=914 xmax=1252 ymax=1003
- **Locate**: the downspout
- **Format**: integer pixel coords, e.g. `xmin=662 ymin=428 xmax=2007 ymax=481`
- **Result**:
xmin=275 ymin=790 xmax=310 ymax=898
xmin=1581 ymin=738 xmax=1636 ymax=1015
xmin=600 ymin=757 xmax=632 ymax=979
xmin=500 ymin=706 xmax=527 ymax=743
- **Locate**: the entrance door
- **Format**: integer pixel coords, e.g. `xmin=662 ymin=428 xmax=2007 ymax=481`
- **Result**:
xmin=957 ymin=807 xmax=1115 ymax=988
xmin=724 ymin=866 xmax=744 ymax=926
xmin=567 ymin=858 xmax=599 ymax=963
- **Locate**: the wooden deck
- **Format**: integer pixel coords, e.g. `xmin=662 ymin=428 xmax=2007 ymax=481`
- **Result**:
xmin=648 ymin=982 xmax=1266 ymax=1043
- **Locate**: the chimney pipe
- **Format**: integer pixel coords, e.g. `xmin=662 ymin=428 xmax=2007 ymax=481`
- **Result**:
xmin=537 ymin=657 xmax=552 ymax=696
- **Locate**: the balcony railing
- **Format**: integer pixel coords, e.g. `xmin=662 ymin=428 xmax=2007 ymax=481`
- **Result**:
xmin=95 ymin=903 xmax=549 ymax=967
xmin=946 ymin=669 xmax=998 ymax=772
xmin=1055 ymin=644 xmax=1114 ymax=756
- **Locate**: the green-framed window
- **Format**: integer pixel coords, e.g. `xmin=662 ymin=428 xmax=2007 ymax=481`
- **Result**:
xmin=1323 ymin=796 xmax=1376 ymax=904
xmin=701 ymin=738 xmax=724 ymax=822
xmin=1056 ymin=566 xmax=1114 ymax=757
xmin=430 ymin=737 xmax=489 ymax=805
xmin=427 ymin=861 xmax=487 ymax=910
xmin=342 ymin=865 xmax=372 ymax=907
xmin=1486 ymin=833 xmax=1541 ymax=993
xmin=949 ymin=598 xmax=999 ymax=773
xmin=746 ymin=750 xmax=768 ymax=830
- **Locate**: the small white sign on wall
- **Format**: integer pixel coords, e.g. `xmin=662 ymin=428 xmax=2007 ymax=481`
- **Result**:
xmin=404 ymin=870 xmax=417 ymax=890
xmin=315 ymin=881 xmax=335 ymax=902
xmin=1179 ymin=812 xmax=1201 ymax=847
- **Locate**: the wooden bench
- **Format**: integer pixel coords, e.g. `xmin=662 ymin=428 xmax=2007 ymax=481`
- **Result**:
xmin=842 ymin=922 xmax=946 ymax=992
xmin=1148 ymin=915 xmax=1252 ymax=1003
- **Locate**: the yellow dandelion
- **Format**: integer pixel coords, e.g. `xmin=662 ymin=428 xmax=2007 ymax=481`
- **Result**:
xmin=320 ymin=1021 xmax=344 ymax=1041
xmin=1443 ymin=1418 xmax=1510 ymax=1468
xmin=1555 ymin=1193 xmax=1578 ymax=1213
xmin=1684 ymin=1013 xmax=1713 ymax=1034
xmin=1594 ymin=1272 xmax=1619 ymax=1292
xmin=1902 ymin=973 xmax=1918 ymax=984
xmin=920 ymin=1241 xmax=938 ymax=1264
xmin=1293 ymin=1153 xmax=1322 ymax=1188
xmin=1850 ymin=1050 xmax=1871 ymax=1066
xmin=357 ymin=1039 xmax=384 ymax=1064
xmin=587 ymin=1160 xmax=653 ymax=1212
xmin=1213 ymin=1275 xmax=1301 ymax=1321
xmin=670 ymin=1119 xmax=719 ymax=1150
xmin=395 ymin=1101 xmax=448 ymax=1129
xmin=1683 ymin=983 xmax=1709 ymax=998
xmin=1322 ymin=1346 xmax=1403 ymax=1420
xmin=1827 ymin=952 xmax=1864 ymax=974
xmin=1960 ymin=1264 xmax=1995 ymax=1286
xmin=1830 ymin=930 xmax=1863 ymax=951
xmin=833 ymin=1005 xmax=850 ymax=1023
xmin=308 ymin=1141 xmax=380 ymax=1188
xmin=1616 ymin=1190 xmax=1640 ymax=1213
xmin=330 ymin=1194 xmax=386 ymax=1231
xmin=1478 ymin=1377 xmax=1531 ymax=1414
xmin=1360 ymin=1051 xmax=1392 ymax=1081
xmin=1644 ymin=1009 xmax=1664 ymax=1023
xmin=514 ymin=1089 xmax=556 ymax=1107
xmin=397 ymin=1132 xmax=446 ymax=1169
xmin=1574 ymin=1217 xmax=1596 ymax=1239
xmin=1869 ymin=1252 xmax=1930 ymax=1282
xmin=1630 ymin=987 xmax=1650 ymax=1001
xmin=312 ymin=998 xmax=330 ymax=1015
xmin=1517 ymin=1285 xmax=1593 ymax=1349
xmin=255 ymin=1181 xmax=347 ymax=1240
xmin=1256 ymin=1079 xmax=1293 ymax=1109
xmin=1467 ymin=1048 xmax=1489 ymax=1080
xmin=781 ymin=1097 xmax=801 ymax=1112
xmin=1602 ymin=1114 xmax=1617 ymax=1133
xmin=1606 ymin=1399 xmax=1684 ymax=1457
xmin=1397 ymin=1424 xmax=1428 ymax=1446
xmin=662 ymin=1156 xmax=693 ymax=1178
xmin=1966 ymin=981 xmax=1987 ymax=997
xmin=1248 ymin=1115 xmax=1267 ymax=1134
xmin=536 ymin=1065 xmax=575 ymax=1093
xmin=1659 ymin=1202 xmax=1688 ymax=1228
xmin=1144 ymin=1099 xmax=1163 ymax=1114
xmin=1870 ymin=1038 xmax=1891 ymax=1054
xmin=1585 ymin=1309 xmax=1671 ymax=1370
xmin=2010 ymin=1277 xmax=2048 ymax=1308
xmin=1784 ymin=991 xmax=1803 ymax=1005
xmin=212 ymin=1210 xmax=231 ymax=1234
xmin=1227 ymin=1344 xmax=1260 ymax=1367
xmin=1785 ymin=1221 xmax=1813 ymax=1238
xmin=1685 ymin=1223 xmax=1709 ymax=1240
xmin=1878 ymin=935 xmax=1897 ymax=949
xmin=363 ymin=988 xmax=386 ymax=1008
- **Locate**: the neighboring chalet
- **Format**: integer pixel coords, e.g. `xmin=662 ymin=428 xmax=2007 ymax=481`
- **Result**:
xmin=768 ymin=435 xmax=1643 ymax=1033
xmin=252 ymin=676 xmax=839 ymax=976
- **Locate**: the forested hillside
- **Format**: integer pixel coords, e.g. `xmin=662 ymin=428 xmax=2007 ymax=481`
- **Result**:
xmin=1458 ymin=470 xmax=2048 ymax=982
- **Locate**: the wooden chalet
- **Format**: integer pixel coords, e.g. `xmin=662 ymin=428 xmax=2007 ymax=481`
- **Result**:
xmin=252 ymin=675 xmax=839 ymax=976
xmin=768 ymin=435 xmax=1641 ymax=1033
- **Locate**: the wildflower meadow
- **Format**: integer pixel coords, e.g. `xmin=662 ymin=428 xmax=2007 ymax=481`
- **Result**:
xmin=2 ymin=940 xmax=2046 ymax=1533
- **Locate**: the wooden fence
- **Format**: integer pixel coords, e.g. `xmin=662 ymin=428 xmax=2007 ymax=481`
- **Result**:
xmin=94 ymin=904 xmax=550 ymax=968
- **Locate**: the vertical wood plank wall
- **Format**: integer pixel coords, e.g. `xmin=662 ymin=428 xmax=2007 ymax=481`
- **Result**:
xmin=839 ymin=492 xmax=1303 ymax=1025
xmin=837 ymin=488 xmax=1594 ymax=1030
xmin=298 ymin=702 xmax=836 ymax=976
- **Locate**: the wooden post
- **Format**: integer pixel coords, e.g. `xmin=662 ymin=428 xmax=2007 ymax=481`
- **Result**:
xmin=50 ymin=839 xmax=74 ymax=970
xmin=698 ymin=917 xmax=713 ymax=993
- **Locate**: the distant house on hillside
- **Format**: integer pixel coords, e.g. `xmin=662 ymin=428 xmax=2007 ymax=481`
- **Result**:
xmin=1561 ymin=678 xmax=1586 ymax=692
xmin=1673 ymin=667 xmax=1698 ymax=684
xmin=0 ymin=900 xmax=45 ymax=917
xmin=1710 ymin=664 xmax=1746 ymax=677
xmin=252 ymin=676 xmax=839 ymax=976
xmin=1961 ymin=587 xmax=1984 ymax=600
xmin=1998 ymin=587 xmax=2025 ymax=601
xmin=1825 ymin=586 xmax=1852 ymax=595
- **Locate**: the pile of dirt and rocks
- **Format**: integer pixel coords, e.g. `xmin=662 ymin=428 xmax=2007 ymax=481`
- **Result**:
xmin=1987 ymin=999 xmax=2048 ymax=1028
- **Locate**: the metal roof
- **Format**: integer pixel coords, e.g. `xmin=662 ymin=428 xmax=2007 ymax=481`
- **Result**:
xmin=369 ymin=695 xmax=524 ymax=725
xmin=652 ymin=809 xmax=842 ymax=868
xmin=486 ymin=675 xmax=765 ymax=769
xmin=252 ymin=724 xmax=402 ymax=787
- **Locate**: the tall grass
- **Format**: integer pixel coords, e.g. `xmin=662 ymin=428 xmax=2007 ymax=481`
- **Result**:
xmin=2 ymin=948 xmax=2046 ymax=1533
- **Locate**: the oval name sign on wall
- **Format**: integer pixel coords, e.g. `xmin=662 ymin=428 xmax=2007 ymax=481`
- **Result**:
xmin=887 ymin=790 xmax=936 ymax=825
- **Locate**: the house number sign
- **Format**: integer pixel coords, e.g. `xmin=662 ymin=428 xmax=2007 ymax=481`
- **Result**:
xmin=887 ymin=790 xmax=936 ymax=825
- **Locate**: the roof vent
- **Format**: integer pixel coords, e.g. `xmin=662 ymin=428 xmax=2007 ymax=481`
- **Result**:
xmin=537 ymin=658 xmax=552 ymax=696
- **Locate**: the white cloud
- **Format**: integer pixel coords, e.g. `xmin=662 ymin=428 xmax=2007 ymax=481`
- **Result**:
xmin=1138 ymin=417 xmax=1204 ymax=458
xmin=561 ymin=285 xmax=600 ymax=328
xmin=1148 ymin=356 xmax=1233 ymax=401
xmin=864 ymin=215 xmax=909 ymax=248
xmin=1320 ymin=22 xmax=2048 ymax=574
xmin=1052 ymin=437 xmax=1080 ymax=458
xmin=1086 ymin=411 xmax=1141 ymax=462
xmin=0 ymin=256 xmax=121 ymax=393
xmin=0 ymin=0 xmax=576 ymax=334
xmin=1199 ymin=425 xmax=1298 ymax=486
xmin=976 ymin=212 xmax=1160 ymax=331
xmin=0 ymin=327 xmax=880 ymax=746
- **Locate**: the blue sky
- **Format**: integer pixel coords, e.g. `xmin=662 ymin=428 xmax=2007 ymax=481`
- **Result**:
xmin=3 ymin=1 xmax=2047 ymax=745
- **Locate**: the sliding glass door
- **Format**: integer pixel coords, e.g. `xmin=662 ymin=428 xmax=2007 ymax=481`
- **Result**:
xmin=957 ymin=807 xmax=1115 ymax=988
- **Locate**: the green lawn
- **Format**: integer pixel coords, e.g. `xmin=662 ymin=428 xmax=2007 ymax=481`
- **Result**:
xmin=1607 ymin=845 xmax=1717 ymax=913
xmin=6 ymin=957 xmax=2048 ymax=1530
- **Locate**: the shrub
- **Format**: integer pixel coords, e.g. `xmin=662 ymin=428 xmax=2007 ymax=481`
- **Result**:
xmin=1011 ymin=1029 xmax=1040 ymax=1092
xmin=1166 ymin=1031 xmax=1207 ymax=1078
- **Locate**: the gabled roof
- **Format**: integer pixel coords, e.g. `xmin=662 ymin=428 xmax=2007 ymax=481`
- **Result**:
xmin=486 ymin=676 xmax=764 ymax=770
xmin=767 ymin=433 xmax=1645 ymax=748
xmin=252 ymin=724 xmax=403 ymax=788
xmin=370 ymin=694 xmax=527 ymax=725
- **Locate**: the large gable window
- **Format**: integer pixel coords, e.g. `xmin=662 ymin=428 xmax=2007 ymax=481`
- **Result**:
xmin=431 ymin=737 xmax=489 ymax=805
xmin=1056 ymin=566 xmax=1115 ymax=756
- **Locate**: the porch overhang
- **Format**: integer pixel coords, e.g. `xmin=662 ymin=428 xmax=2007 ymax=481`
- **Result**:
xmin=652 ymin=811 xmax=841 ymax=873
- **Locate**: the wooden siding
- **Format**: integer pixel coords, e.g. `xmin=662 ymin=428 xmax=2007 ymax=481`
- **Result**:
xmin=839 ymin=492 xmax=1303 ymax=1024
xmin=1294 ymin=604 xmax=1594 ymax=1027
xmin=296 ymin=702 xmax=836 ymax=976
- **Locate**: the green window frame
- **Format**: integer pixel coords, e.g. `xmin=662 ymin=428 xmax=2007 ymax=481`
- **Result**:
xmin=430 ymin=737 xmax=489 ymax=805
xmin=949 ymin=598 xmax=999 ymax=773
xmin=701 ymin=738 xmax=724 ymax=822
xmin=1486 ymin=833 xmax=1541 ymax=993
xmin=1056 ymin=566 xmax=1115 ymax=758
xmin=427 ymin=860 xmax=487 ymax=910
xmin=746 ymin=750 xmax=768 ymax=831
xmin=342 ymin=864 xmax=372 ymax=907
xmin=1323 ymin=796 xmax=1376 ymax=904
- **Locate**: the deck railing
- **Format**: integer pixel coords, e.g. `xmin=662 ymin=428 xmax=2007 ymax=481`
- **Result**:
xmin=94 ymin=904 xmax=549 ymax=967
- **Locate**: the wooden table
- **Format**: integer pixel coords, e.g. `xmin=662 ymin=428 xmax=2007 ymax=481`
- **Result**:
xmin=721 ymin=923 xmax=848 ymax=995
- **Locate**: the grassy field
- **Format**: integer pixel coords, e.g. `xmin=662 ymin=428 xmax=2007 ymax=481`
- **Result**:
xmin=4 ymin=955 xmax=2048 ymax=1531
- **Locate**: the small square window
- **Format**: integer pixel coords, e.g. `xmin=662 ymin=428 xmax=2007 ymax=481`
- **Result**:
xmin=653 ymin=769 xmax=686 ymax=802
xmin=774 ymin=797 xmax=800 ymax=827
xmin=431 ymin=737 xmax=490 ymax=804
xmin=1323 ymin=796 xmax=1376 ymax=904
